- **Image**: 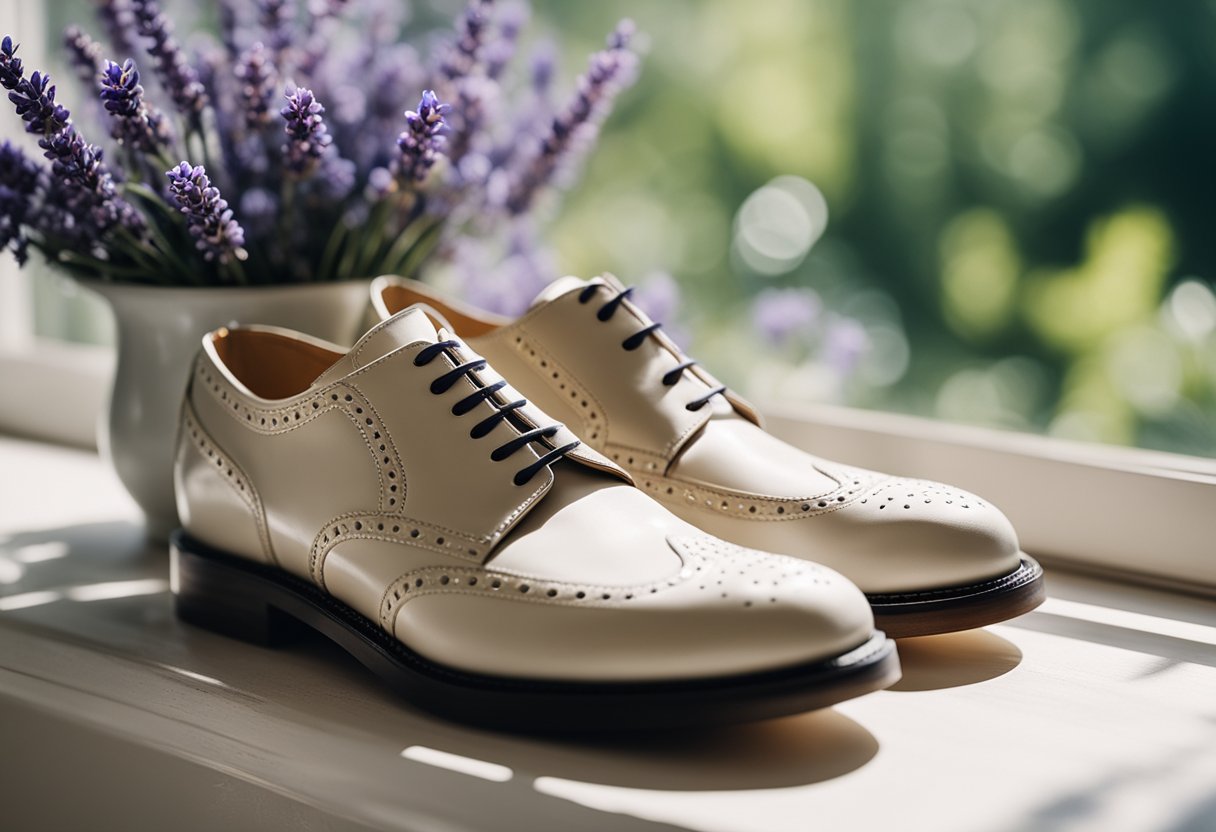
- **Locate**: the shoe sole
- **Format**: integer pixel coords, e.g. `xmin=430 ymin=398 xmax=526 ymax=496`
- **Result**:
xmin=866 ymin=555 xmax=1045 ymax=639
xmin=170 ymin=531 xmax=902 ymax=733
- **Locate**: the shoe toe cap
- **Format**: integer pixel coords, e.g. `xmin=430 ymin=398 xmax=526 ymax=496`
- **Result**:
xmin=834 ymin=477 xmax=1022 ymax=593
xmin=661 ymin=534 xmax=876 ymax=672
xmin=393 ymin=534 xmax=876 ymax=683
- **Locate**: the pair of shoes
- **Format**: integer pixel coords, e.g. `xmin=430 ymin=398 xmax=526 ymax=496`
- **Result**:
xmin=373 ymin=274 xmax=1046 ymax=639
xmin=171 ymin=274 xmax=1043 ymax=732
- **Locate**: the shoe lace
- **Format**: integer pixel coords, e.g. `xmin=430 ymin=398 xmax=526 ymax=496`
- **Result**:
xmin=578 ymin=284 xmax=727 ymax=412
xmin=414 ymin=340 xmax=580 ymax=486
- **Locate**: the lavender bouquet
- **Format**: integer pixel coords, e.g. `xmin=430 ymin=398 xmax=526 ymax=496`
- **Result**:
xmin=0 ymin=0 xmax=637 ymax=286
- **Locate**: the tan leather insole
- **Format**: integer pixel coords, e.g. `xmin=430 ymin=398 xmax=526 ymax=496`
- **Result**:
xmin=380 ymin=284 xmax=501 ymax=337
xmin=211 ymin=329 xmax=342 ymax=399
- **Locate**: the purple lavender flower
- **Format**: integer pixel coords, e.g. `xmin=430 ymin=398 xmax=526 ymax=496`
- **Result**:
xmin=2 ymin=37 xmax=140 ymax=235
xmin=751 ymin=287 xmax=822 ymax=347
xmin=506 ymin=20 xmax=637 ymax=214
xmin=821 ymin=317 xmax=869 ymax=377
xmin=307 ymin=0 xmax=352 ymax=29
xmin=343 ymin=43 xmax=425 ymax=173
xmin=259 ymin=0 xmax=295 ymax=74
xmin=131 ymin=0 xmax=208 ymax=120
xmin=3 ymin=6 xmax=648 ymax=288
xmin=445 ymin=75 xmax=498 ymax=167
xmin=166 ymin=161 xmax=247 ymax=263
xmin=396 ymin=89 xmax=448 ymax=183
xmin=529 ymin=41 xmax=556 ymax=98
xmin=2 ymin=39 xmax=71 ymax=140
xmin=318 ymin=154 xmax=356 ymax=199
xmin=63 ymin=27 xmax=104 ymax=88
xmin=484 ymin=0 xmax=527 ymax=81
xmin=5 ymin=68 xmax=71 ymax=137
xmin=632 ymin=272 xmax=682 ymax=324
xmin=632 ymin=272 xmax=691 ymax=347
xmin=430 ymin=0 xmax=498 ymax=166
xmin=281 ymin=86 xmax=331 ymax=176
xmin=454 ymin=222 xmax=555 ymax=317
xmin=43 ymin=131 xmax=115 ymax=213
xmin=218 ymin=0 xmax=243 ymax=58
xmin=238 ymin=186 xmax=277 ymax=235
xmin=96 ymin=0 xmax=140 ymax=60
xmin=0 ymin=139 xmax=40 ymax=264
xmin=438 ymin=0 xmax=494 ymax=82
xmin=99 ymin=59 xmax=171 ymax=152
xmin=486 ymin=40 xmax=555 ymax=173
xmin=0 ymin=35 xmax=23 ymax=90
xmin=366 ymin=165 xmax=393 ymax=197
xmin=235 ymin=42 xmax=277 ymax=132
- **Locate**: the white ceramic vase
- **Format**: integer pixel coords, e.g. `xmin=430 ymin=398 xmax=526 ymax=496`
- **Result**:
xmin=83 ymin=279 xmax=372 ymax=539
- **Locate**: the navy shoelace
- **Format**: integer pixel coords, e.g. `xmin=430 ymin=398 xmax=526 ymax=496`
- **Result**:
xmin=414 ymin=340 xmax=580 ymax=486
xmin=578 ymin=284 xmax=727 ymax=412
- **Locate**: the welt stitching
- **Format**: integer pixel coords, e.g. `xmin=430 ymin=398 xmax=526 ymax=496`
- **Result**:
xmin=867 ymin=559 xmax=1036 ymax=602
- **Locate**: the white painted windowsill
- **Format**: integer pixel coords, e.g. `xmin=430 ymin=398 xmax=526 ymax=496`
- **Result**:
xmin=1 ymin=437 xmax=1213 ymax=832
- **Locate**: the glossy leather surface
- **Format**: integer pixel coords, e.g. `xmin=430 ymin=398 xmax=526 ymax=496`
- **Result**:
xmin=175 ymin=309 xmax=875 ymax=680
xmin=374 ymin=276 xmax=1023 ymax=594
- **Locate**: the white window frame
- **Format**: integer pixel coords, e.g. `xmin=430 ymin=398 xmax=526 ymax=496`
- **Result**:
xmin=764 ymin=403 xmax=1216 ymax=595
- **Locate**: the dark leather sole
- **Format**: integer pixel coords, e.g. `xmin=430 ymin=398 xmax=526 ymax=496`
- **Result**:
xmin=170 ymin=531 xmax=902 ymax=733
xmin=867 ymin=555 xmax=1046 ymax=639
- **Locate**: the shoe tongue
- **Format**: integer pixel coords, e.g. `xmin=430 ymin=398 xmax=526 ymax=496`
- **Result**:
xmin=310 ymin=307 xmax=441 ymax=388
xmin=529 ymin=275 xmax=595 ymax=309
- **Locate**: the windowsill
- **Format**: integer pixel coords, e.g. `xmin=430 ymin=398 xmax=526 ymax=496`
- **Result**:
xmin=0 ymin=338 xmax=113 ymax=449
xmin=2 ymin=435 xmax=1214 ymax=831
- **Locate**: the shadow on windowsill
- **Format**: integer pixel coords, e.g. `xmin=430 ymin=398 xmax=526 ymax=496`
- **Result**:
xmin=2 ymin=520 xmax=881 ymax=796
xmin=888 ymin=629 xmax=1023 ymax=692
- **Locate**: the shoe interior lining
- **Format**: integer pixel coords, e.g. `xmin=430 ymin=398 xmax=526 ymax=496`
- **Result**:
xmin=380 ymin=284 xmax=501 ymax=337
xmin=210 ymin=328 xmax=343 ymax=399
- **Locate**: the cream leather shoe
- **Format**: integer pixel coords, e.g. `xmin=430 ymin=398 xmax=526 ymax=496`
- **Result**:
xmin=373 ymin=275 xmax=1045 ymax=638
xmin=171 ymin=306 xmax=898 ymax=731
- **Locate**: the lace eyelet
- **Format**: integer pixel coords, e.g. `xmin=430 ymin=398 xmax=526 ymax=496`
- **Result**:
xmin=416 ymin=339 xmax=580 ymax=483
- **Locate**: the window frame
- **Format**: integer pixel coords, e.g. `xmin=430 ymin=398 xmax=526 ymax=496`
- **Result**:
xmin=764 ymin=402 xmax=1216 ymax=595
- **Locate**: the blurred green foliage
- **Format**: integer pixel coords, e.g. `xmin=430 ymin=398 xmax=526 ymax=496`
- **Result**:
xmin=536 ymin=0 xmax=1216 ymax=457
xmin=29 ymin=0 xmax=1216 ymax=457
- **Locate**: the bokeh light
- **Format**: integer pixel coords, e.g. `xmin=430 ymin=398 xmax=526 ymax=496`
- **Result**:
xmin=732 ymin=177 xmax=829 ymax=277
